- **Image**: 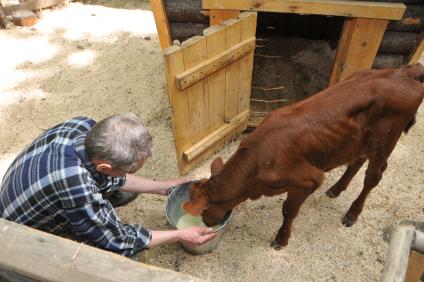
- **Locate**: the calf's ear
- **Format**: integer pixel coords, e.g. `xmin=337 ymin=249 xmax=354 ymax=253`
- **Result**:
xmin=182 ymin=197 xmax=209 ymax=216
xmin=211 ymin=157 xmax=224 ymax=176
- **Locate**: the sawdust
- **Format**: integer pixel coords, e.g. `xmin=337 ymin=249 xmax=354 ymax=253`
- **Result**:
xmin=0 ymin=1 xmax=423 ymax=281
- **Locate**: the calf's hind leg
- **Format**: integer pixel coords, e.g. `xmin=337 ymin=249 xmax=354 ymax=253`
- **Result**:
xmin=326 ymin=157 xmax=367 ymax=198
xmin=342 ymin=159 xmax=388 ymax=227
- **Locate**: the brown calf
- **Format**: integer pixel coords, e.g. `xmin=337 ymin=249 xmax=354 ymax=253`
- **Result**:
xmin=183 ymin=64 xmax=424 ymax=249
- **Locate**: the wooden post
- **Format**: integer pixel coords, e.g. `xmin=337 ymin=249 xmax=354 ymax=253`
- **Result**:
xmin=150 ymin=0 xmax=172 ymax=51
xmin=405 ymin=251 xmax=424 ymax=282
xmin=408 ymin=32 xmax=424 ymax=65
xmin=381 ymin=225 xmax=415 ymax=282
xmin=329 ymin=18 xmax=388 ymax=85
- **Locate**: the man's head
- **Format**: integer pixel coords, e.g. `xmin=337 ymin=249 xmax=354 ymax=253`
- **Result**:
xmin=85 ymin=113 xmax=153 ymax=176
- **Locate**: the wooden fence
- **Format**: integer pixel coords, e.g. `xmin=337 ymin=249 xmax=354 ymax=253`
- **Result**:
xmin=163 ymin=12 xmax=257 ymax=174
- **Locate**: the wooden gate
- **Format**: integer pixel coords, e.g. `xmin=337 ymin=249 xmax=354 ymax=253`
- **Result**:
xmin=163 ymin=12 xmax=257 ymax=175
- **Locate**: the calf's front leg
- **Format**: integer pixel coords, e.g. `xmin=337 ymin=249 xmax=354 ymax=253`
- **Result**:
xmin=271 ymin=187 xmax=314 ymax=250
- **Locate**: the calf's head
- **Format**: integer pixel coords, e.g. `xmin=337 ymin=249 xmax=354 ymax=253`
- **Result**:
xmin=183 ymin=157 xmax=229 ymax=226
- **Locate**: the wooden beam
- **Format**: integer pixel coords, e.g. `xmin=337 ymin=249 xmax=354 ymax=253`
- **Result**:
xmin=329 ymin=18 xmax=388 ymax=85
xmin=183 ymin=109 xmax=249 ymax=162
xmin=0 ymin=219 xmax=201 ymax=282
xmin=176 ymin=37 xmax=256 ymax=90
xmin=150 ymin=0 xmax=172 ymax=51
xmin=209 ymin=9 xmax=240 ymax=26
xmin=408 ymin=32 xmax=424 ymax=65
xmin=381 ymin=225 xmax=415 ymax=282
xmin=202 ymin=0 xmax=406 ymax=20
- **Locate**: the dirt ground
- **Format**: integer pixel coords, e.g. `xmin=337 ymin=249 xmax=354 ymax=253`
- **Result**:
xmin=0 ymin=1 xmax=423 ymax=281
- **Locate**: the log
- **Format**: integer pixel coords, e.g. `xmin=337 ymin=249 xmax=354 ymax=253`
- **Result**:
xmin=170 ymin=22 xmax=208 ymax=42
xmin=373 ymin=53 xmax=405 ymax=68
xmin=378 ymin=31 xmax=419 ymax=54
xmin=0 ymin=2 xmax=8 ymax=28
xmin=164 ymin=0 xmax=208 ymax=23
xmin=387 ymin=5 xmax=424 ymax=32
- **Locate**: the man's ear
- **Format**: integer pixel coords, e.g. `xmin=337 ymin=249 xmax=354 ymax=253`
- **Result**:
xmin=182 ymin=197 xmax=209 ymax=216
xmin=211 ymin=157 xmax=224 ymax=176
xmin=95 ymin=162 xmax=113 ymax=174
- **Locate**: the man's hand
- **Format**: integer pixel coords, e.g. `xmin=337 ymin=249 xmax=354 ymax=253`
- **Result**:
xmin=178 ymin=227 xmax=217 ymax=245
xmin=156 ymin=177 xmax=191 ymax=196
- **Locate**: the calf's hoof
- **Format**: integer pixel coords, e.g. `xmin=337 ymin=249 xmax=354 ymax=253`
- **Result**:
xmin=325 ymin=187 xmax=340 ymax=198
xmin=270 ymin=240 xmax=286 ymax=250
xmin=342 ymin=214 xmax=357 ymax=227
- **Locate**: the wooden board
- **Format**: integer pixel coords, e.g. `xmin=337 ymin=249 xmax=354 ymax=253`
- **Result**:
xmin=330 ymin=18 xmax=388 ymax=84
xmin=405 ymin=250 xmax=424 ymax=282
xmin=202 ymin=0 xmax=406 ymax=20
xmin=164 ymin=12 xmax=257 ymax=174
xmin=150 ymin=0 xmax=172 ymax=50
xmin=210 ymin=9 xmax=240 ymax=26
xmin=176 ymin=37 xmax=256 ymax=90
xmin=0 ymin=219 xmax=200 ymax=282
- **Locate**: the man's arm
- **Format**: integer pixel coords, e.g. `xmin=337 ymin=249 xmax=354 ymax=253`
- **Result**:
xmin=121 ymin=174 xmax=190 ymax=195
xmin=149 ymin=228 xmax=217 ymax=247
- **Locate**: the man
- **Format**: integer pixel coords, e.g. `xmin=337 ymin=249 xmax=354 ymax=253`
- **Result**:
xmin=0 ymin=113 xmax=216 ymax=257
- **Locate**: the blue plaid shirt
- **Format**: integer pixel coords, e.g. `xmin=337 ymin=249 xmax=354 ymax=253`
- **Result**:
xmin=0 ymin=117 xmax=151 ymax=256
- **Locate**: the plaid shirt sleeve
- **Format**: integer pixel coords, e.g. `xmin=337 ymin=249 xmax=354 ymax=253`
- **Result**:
xmin=64 ymin=194 xmax=152 ymax=256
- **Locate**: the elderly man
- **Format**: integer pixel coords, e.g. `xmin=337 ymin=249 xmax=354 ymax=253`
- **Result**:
xmin=0 ymin=113 xmax=215 ymax=257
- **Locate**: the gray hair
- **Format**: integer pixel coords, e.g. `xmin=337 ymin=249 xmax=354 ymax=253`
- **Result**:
xmin=85 ymin=113 xmax=153 ymax=172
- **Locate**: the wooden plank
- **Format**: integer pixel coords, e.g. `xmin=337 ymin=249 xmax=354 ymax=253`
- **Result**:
xmin=181 ymin=36 xmax=209 ymax=144
xmin=150 ymin=0 xmax=172 ymax=51
xmin=176 ymin=37 xmax=256 ymax=90
xmin=163 ymin=45 xmax=192 ymax=175
xmin=204 ymin=24 xmax=227 ymax=134
xmin=0 ymin=219 xmax=200 ymax=282
xmin=210 ymin=9 xmax=240 ymax=26
xmin=329 ymin=18 xmax=388 ymax=85
xmin=405 ymin=250 xmax=424 ymax=282
xmin=238 ymin=13 xmax=257 ymax=115
xmin=408 ymin=32 xmax=424 ymax=65
xmin=202 ymin=0 xmax=406 ymax=20
xmin=183 ymin=110 xmax=249 ymax=162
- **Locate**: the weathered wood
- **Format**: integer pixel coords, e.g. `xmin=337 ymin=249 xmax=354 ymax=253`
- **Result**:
xmin=164 ymin=0 xmax=208 ymax=23
xmin=183 ymin=110 xmax=249 ymax=162
xmin=170 ymin=22 xmax=208 ymax=42
xmin=387 ymin=5 xmax=424 ymax=33
xmin=150 ymin=0 xmax=172 ymax=50
xmin=381 ymin=225 xmax=415 ymax=282
xmin=330 ymin=18 xmax=388 ymax=84
xmin=405 ymin=251 xmax=424 ymax=282
xmin=0 ymin=2 xmax=7 ymax=28
xmin=3 ymin=0 xmax=65 ymax=15
xmin=176 ymin=37 xmax=256 ymax=90
xmin=379 ymin=31 xmax=419 ymax=54
xmin=373 ymin=53 xmax=405 ymax=69
xmin=210 ymin=9 xmax=240 ymax=26
xmin=408 ymin=32 xmax=424 ymax=64
xmin=0 ymin=219 xmax=200 ymax=282
xmin=202 ymin=0 xmax=406 ymax=20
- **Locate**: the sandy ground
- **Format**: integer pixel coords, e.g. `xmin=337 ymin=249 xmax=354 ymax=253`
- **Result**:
xmin=1 ymin=1 xmax=423 ymax=281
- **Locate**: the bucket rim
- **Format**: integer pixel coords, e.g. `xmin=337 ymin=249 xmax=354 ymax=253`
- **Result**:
xmin=166 ymin=182 xmax=232 ymax=233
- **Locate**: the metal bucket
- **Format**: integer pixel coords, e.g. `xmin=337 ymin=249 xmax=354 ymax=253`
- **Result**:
xmin=166 ymin=181 xmax=232 ymax=255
